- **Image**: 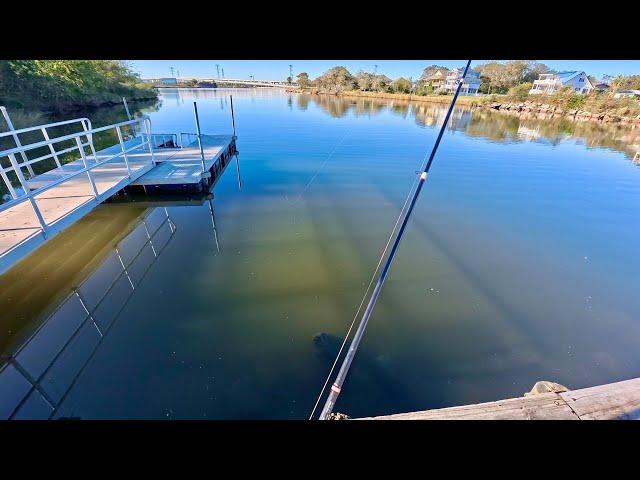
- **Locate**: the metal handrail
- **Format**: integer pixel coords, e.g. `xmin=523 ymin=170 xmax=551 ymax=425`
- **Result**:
xmin=0 ymin=115 xmax=154 ymax=235
xmin=0 ymin=117 xmax=144 ymax=158
xmin=0 ymin=141 xmax=93 ymax=172
xmin=0 ymin=117 xmax=92 ymax=139
xmin=1 ymin=122 xmax=151 ymax=207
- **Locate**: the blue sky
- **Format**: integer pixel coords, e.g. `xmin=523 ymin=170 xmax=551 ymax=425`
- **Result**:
xmin=128 ymin=60 xmax=640 ymax=81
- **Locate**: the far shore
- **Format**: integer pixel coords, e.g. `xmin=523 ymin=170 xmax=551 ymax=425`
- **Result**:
xmin=295 ymin=89 xmax=640 ymax=125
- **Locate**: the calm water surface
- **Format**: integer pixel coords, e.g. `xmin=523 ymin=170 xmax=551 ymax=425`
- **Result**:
xmin=1 ymin=88 xmax=640 ymax=419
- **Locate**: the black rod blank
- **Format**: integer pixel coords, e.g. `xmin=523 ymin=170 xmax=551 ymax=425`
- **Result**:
xmin=318 ymin=60 xmax=472 ymax=420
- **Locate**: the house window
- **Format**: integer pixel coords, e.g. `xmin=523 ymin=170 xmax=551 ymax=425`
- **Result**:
xmin=579 ymin=77 xmax=584 ymax=82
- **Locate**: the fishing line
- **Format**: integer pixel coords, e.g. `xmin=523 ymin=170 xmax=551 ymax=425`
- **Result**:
xmin=286 ymin=131 xmax=349 ymax=204
xmin=316 ymin=60 xmax=473 ymax=420
xmin=308 ymin=162 xmax=423 ymax=419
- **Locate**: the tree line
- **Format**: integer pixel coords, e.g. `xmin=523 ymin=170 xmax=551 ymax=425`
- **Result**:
xmin=0 ymin=60 xmax=158 ymax=113
xmin=295 ymin=62 xmax=640 ymax=98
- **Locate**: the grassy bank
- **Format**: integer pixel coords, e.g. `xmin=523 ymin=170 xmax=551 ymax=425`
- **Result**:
xmin=0 ymin=60 xmax=157 ymax=113
xmin=306 ymin=89 xmax=481 ymax=106
xmin=308 ymin=88 xmax=640 ymax=123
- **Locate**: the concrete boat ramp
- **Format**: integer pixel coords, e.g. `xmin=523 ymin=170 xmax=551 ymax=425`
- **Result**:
xmin=0 ymin=110 xmax=236 ymax=275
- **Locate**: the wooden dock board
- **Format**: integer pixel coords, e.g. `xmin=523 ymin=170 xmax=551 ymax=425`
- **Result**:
xmin=358 ymin=378 xmax=640 ymax=420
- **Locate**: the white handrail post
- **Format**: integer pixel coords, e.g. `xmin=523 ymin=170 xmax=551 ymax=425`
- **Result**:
xmin=75 ymin=137 xmax=99 ymax=198
xmin=1 ymin=106 xmax=35 ymax=178
xmin=122 ymin=97 xmax=132 ymax=121
xmin=144 ymin=117 xmax=155 ymax=166
xmin=81 ymin=119 xmax=98 ymax=163
xmin=115 ymin=125 xmax=132 ymax=177
xmin=0 ymin=165 xmax=18 ymax=199
xmin=192 ymin=102 xmax=207 ymax=174
xmin=41 ymin=128 xmax=62 ymax=168
xmin=7 ymin=152 xmax=48 ymax=234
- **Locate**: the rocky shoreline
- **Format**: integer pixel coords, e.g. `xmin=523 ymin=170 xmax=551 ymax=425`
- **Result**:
xmin=295 ymin=89 xmax=640 ymax=126
xmin=481 ymin=101 xmax=640 ymax=125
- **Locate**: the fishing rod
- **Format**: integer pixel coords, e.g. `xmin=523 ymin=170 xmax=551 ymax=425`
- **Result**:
xmin=317 ymin=60 xmax=472 ymax=420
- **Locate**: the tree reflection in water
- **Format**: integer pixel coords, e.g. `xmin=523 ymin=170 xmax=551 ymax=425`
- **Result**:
xmin=297 ymin=93 xmax=640 ymax=162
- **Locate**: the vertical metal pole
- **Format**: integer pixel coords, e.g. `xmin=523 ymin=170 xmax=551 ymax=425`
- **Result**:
xmin=144 ymin=118 xmax=156 ymax=166
xmin=229 ymin=95 xmax=236 ymax=137
xmin=81 ymin=119 xmax=98 ymax=164
xmin=193 ymin=102 xmax=207 ymax=174
xmin=75 ymin=137 xmax=99 ymax=198
xmin=122 ymin=97 xmax=132 ymax=121
xmin=0 ymin=166 xmax=18 ymax=199
xmin=7 ymin=153 xmax=48 ymax=234
xmin=41 ymin=128 xmax=62 ymax=168
xmin=116 ymin=125 xmax=132 ymax=177
xmin=1 ymin=106 xmax=34 ymax=177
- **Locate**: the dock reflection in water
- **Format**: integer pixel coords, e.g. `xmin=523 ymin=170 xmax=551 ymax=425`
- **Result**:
xmin=0 ymin=208 xmax=176 ymax=419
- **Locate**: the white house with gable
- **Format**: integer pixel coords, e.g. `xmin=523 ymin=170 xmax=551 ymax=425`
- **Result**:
xmin=443 ymin=68 xmax=481 ymax=95
xmin=529 ymin=71 xmax=593 ymax=95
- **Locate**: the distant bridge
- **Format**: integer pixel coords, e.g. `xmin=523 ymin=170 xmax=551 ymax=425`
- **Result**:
xmin=143 ymin=77 xmax=299 ymax=89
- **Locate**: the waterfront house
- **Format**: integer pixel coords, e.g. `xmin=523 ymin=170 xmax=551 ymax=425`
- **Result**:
xmin=529 ymin=71 xmax=593 ymax=95
xmin=613 ymin=89 xmax=640 ymax=99
xmin=422 ymin=69 xmax=448 ymax=91
xmin=443 ymin=68 xmax=481 ymax=95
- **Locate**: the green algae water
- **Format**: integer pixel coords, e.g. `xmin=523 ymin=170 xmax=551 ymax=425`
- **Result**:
xmin=1 ymin=88 xmax=640 ymax=419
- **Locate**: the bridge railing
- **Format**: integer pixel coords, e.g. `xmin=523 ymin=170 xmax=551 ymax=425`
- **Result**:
xmin=0 ymin=115 xmax=155 ymax=236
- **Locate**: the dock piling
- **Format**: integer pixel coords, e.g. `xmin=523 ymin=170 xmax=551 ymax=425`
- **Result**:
xmin=122 ymin=97 xmax=132 ymax=121
xmin=230 ymin=95 xmax=236 ymax=137
xmin=192 ymin=102 xmax=207 ymax=174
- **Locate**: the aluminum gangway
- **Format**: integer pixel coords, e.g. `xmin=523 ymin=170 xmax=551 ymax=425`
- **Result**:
xmin=0 ymin=108 xmax=159 ymax=273
xmin=0 ymin=104 xmax=236 ymax=275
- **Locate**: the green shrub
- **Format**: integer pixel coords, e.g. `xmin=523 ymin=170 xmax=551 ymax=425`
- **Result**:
xmin=566 ymin=93 xmax=587 ymax=110
xmin=507 ymin=82 xmax=532 ymax=101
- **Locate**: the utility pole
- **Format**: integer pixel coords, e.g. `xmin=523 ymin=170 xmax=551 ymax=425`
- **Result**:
xmin=289 ymin=64 xmax=293 ymax=83
xmin=170 ymin=66 xmax=175 ymax=77
xmin=215 ymin=64 xmax=220 ymax=78
xmin=221 ymin=68 xmax=225 ymax=79
xmin=373 ymin=64 xmax=378 ymax=75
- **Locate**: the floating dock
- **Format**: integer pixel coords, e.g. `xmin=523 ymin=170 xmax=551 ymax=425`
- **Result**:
xmin=357 ymin=378 xmax=640 ymax=420
xmin=129 ymin=134 xmax=235 ymax=193
xmin=0 ymin=111 xmax=236 ymax=275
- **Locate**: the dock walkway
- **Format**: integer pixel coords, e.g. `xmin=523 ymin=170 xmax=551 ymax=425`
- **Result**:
xmin=0 ymin=113 xmax=235 ymax=275
xmin=358 ymin=378 xmax=640 ymax=420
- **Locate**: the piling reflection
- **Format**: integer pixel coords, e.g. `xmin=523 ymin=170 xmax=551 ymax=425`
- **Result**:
xmin=0 ymin=208 xmax=176 ymax=419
